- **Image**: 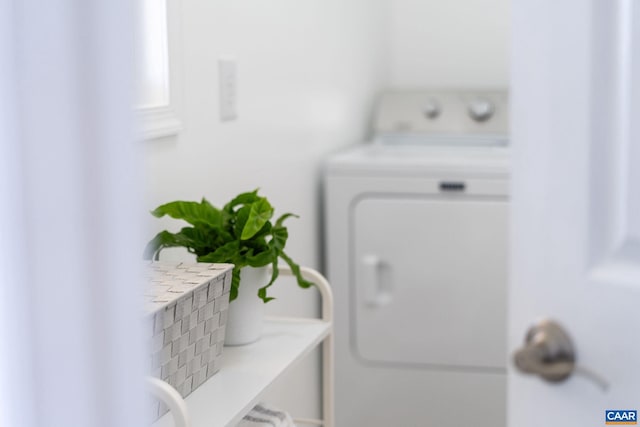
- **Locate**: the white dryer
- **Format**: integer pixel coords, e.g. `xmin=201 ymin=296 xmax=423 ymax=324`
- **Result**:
xmin=324 ymin=90 xmax=509 ymax=427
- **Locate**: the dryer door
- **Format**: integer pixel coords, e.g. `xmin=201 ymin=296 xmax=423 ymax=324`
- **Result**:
xmin=352 ymin=194 xmax=507 ymax=369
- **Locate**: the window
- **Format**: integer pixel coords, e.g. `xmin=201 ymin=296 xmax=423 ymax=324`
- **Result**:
xmin=136 ymin=0 xmax=182 ymax=140
xmin=137 ymin=0 xmax=169 ymax=108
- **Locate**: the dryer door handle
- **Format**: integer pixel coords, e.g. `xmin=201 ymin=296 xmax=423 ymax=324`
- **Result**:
xmin=361 ymin=255 xmax=392 ymax=307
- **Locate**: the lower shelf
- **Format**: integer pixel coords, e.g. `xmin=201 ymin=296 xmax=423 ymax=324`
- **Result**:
xmin=152 ymin=317 xmax=331 ymax=427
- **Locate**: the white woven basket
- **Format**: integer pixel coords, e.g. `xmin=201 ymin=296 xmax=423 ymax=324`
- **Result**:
xmin=143 ymin=261 xmax=233 ymax=420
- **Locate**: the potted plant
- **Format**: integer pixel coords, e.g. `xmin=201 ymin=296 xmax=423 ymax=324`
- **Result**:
xmin=143 ymin=189 xmax=314 ymax=345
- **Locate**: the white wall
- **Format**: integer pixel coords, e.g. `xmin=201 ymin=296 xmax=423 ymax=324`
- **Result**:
xmin=144 ymin=0 xmax=510 ymax=418
xmin=387 ymin=0 xmax=510 ymax=88
xmin=144 ymin=0 xmax=388 ymax=419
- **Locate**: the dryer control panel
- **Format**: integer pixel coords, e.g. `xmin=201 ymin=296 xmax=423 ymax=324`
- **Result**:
xmin=374 ymin=89 xmax=509 ymax=138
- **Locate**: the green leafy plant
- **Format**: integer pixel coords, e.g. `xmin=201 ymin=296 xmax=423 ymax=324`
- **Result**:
xmin=143 ymin=190 xmax=313 ymax=303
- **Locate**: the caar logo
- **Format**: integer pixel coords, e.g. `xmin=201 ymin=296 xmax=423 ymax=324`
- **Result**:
xmin=606 ymin=410 xmax=637 ymax=425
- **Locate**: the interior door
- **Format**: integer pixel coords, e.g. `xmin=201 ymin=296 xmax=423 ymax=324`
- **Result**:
xmin=510 ymin=0 xmax=640 ymax=425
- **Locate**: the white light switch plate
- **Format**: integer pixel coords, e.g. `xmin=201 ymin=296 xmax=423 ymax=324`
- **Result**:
xmin=218 ymin=58 xmax=237 ymax=121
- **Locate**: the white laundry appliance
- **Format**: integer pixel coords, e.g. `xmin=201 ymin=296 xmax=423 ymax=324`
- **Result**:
xmin=324 ymin=90 xmax=509 ymax=427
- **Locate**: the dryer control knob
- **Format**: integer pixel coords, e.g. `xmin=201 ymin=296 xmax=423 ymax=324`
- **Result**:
xmin=423 ymin=99 xmax=441 ymax=119
xmin=468 ymin=98 xmax=495 ymax=122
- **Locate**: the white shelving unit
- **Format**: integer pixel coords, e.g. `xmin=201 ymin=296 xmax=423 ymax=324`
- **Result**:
xmin=149 ymin=267 xmax=334 ymax=427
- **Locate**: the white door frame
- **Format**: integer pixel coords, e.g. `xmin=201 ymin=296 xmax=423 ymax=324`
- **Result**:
xmin=0 ymin=1 xmax=145 ymax=426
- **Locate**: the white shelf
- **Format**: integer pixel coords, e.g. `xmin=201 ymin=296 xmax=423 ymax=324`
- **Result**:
xmin=152 ymin=316 xmax=331 ymax=427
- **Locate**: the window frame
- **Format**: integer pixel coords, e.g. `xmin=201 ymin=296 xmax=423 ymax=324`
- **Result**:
xmin=136 ymin=0 xmax=183 ymax=140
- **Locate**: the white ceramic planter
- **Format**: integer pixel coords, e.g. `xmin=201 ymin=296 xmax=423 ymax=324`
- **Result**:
xmin=224 ymin=266 xmax=268 ymax=346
